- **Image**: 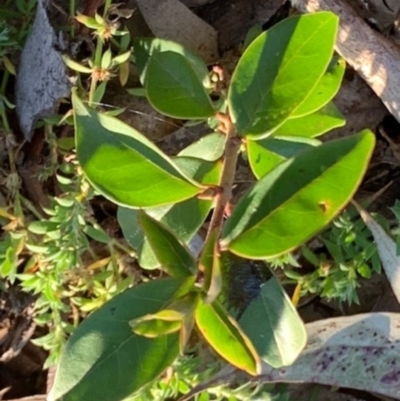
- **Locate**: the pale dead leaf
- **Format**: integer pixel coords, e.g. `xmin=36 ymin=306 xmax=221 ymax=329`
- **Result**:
xmin=353 ymin=200 xmax=400 ymax=304
xmin=135 ymin=0 xmax=218 ymax=62
xmin=260 ymin=313 xmax=400 ymax=399
xmin=182 ymin=313 xmax=400 ymax=400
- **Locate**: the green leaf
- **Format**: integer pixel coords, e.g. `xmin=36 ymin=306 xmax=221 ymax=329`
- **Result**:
xmin=228 ymin=12 xmax=339 ymax=138
xmin=195 ymin=300 xmax=261 ymax=375
xmin=199 ymin=228 xmax=222 ymax=303
xmin=131 ymin=319 xmax=181 ymax=338
xmin=243 ymin=24 xmax=263 ymax=51
xmin=239 ymin=276 xmax=307 ymax=368
xmin=134 ymin=37 xmax=210 ymax=87
xmin=63 ymin=56 xmax=92 ymax=73
xmin=247 ymin=136 xmax=321 ymax=179
xmin=146 ymin=51 xmax=215 ymax=119
xmin=357 ymin=263 xmax=371 ymax=279
xmin=173 ymin=157 xmax=222 ymax=186
xmin=118 ymin=198 xmax=211 ymax=270
xmin=137 ymin=210 xmax=196 ymax=277
xmin=0 ymin=246 xmax=16 ymax=279
xmin=25 ymin=244 xmax=49 ymax=253
xmin=112 ymin=49 xmax=132 ymax=66
xmin=126 ymin=87 xmax=147 ymax=97
xmin=73 ymin=91 xmax=203 ymax=208
xmin=130 ymin=292 xmax=198 ymax=340
xmin=178 ymin=133 xmax=226 ymax=161
xmin=49 ymin=278 xmax=190 ymax=401
xmin=292 ymin=56 xmax=346 ymax=118
xmin=101 ymin=48 xmax=112 ymax=69
xmin=117 ymin=156 xmax=219 ymax=269
xmin=222 ymin=130 xmax=375 ymax=258
xmin=83 ymin=225 xmax=111 ymax=244
xmin=271 ymin=102 xmax=346 ymax=138
xmin=93 ymin=81 xmax=107 ymax=104
xmin=28 ymin=220 xmax=59 ymax=234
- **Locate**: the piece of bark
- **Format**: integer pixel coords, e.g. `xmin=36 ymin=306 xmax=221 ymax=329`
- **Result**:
xmin=15 ymin=0 xmax=71 ymax=140
xmin=290 ymin=0 xmax=400 ymax=124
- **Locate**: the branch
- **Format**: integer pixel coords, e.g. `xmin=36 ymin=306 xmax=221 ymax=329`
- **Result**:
xmin=205 ymin=113 xmax=241 ymax=242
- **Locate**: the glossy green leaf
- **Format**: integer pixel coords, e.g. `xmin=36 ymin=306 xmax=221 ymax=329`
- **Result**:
xmin=247 ymin=136 xmax=321 ymax=179
xmin=0 ymin=246 xmax=15 ymax=279
xmin=92 ymin=81 xmax=107 ymax=104
xmin=49 ymin=278 xmax=190 ymax=401
xmin=126 ymin=87 xmax=147 ymax=97
xmin=134 ymin=37 xmax=210 ymax=87
xmin=119 ymin=208 xmax=166 ymax=270
xmin=240 ymin=276 xmax=307 ymax=368
xmin=146 ymin=51 xmax=215 ymax=119
xmin=243 ymin=24 xmax=263 ymax=51
xmin=178 ymin=133 xmax=226 ymax=161
xmin=272 ymin=102 xmax=346 ymax=138
xmin=199 ymin=228 xmax=222 ymax=303
xmin=73 ymin=92 xmax=203 ymax=208
xmin=195 ymin=300 xmax=261 ymax=375
xmin=117 ymin=157 xmax=222 ymax=269
xmin=118 ymin=156 xmax=220 ymax=269
xmin=173 ymin=157 xmax=222 ymax=186
xmin=28 ymin=220 xmax=59 ymax=234
xmin=118 ymin=198 xmax=211 ymax=270
xmin=131 ymin=319 xmax=181 ymax=338
xmin=131 ymin=292 xmax=198 ymax=324
xmin=181 ymin=313 xmax=196 ymax=353
xmin=222 ymin=130 xmax=375 ymax=258
xmin=83 ymin=225 xmax=111 ymax=244
xmin=292 ymin=56 xmax=346 ymax=118
xmin=228 ymin=12 xmax=338 ymax=138
xmin=137 ymin=210 xmax=196 ymax=277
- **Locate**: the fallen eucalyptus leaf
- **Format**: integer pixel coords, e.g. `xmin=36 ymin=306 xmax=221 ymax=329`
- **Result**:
xmin=260 ymin=313 xmax=400 ymax=400
xmin=135 ymin=0 xmax=218 ymax=62
xmin=184 ymin=313 xmax=400 ymax=400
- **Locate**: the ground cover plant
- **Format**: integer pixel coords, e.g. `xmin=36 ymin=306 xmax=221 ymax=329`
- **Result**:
xmin=2 ymin=1 xmax=398 ymax=400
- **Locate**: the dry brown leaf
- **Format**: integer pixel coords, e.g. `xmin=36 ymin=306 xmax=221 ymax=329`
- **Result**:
xmin=135 ymin=0 xmax=218 ymax=62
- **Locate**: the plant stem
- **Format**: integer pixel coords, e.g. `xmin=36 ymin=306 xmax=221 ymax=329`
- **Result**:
xmin=88 ymin=38 xmax=103 ymax=106
xmin=0 ymin=69 xmax=9 ymax=94
xmin=69 ymin=0 xmax=76 ymax=37
xmin=19 ymin=195 xmax=43 ymax=220
xmin=205 ymin=113 xmax=241 ymax=243
xmin=103 ymin=0 xmax=112 ymax=17
xmin=112 ymin=240 xmax=136 ymax=257
xmin=0 ymin=71 xmax=23 ymax=216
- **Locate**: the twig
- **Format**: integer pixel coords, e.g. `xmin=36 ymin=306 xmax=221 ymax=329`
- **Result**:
xmin=204 ymin=113 xmax=241 ymax=243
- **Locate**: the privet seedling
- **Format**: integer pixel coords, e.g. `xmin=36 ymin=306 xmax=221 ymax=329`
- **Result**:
xmin=48 ymin=11 xmax=376 ymax=401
